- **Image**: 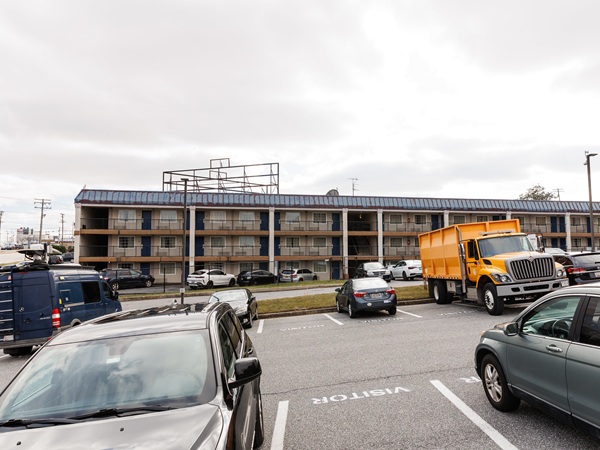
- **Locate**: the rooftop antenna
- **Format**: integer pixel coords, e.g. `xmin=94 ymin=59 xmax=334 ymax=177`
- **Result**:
xmin=349 ymin=178 xmax=359 ymax=196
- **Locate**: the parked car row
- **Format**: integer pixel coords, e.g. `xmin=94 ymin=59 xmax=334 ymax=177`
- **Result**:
xmin=185 ymin=268 xmax=321 ymax=289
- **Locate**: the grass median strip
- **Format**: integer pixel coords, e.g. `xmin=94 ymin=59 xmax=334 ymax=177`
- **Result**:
xmin=258 ymin=285 xmax=430 ymax=314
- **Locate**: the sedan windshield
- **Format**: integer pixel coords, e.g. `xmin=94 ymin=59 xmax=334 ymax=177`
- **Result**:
xmin=0 ymin=331 xmax=216 ymax=422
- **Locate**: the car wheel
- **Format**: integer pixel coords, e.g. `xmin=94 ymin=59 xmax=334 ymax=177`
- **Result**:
xmin=313 ymin=275 xmax=317 ymax=281
xmin=348 ymin=301 xmax=357 ymax=318
xmin=206 ymin=280 xmax=214 ymax=289
xmin=254 ymin=308 xmax=259 ymax=320
xmin=402 ymin=271 xmax=409 ymax=281
xmin=3 ymin=346 xmax=32 ymax=357
xmin=245 ymin=312 xmax=253 ymax=329
xmin=336 ymin=298 xmax=341 ymax=313
xmin=190 ymin=286 xmax=197 ymax=290
xmin=481 ymin=354 xmax=520 ymax=412
xmin=144 ymin=279 xmax=153 ymax=287
xmin=111 ymin=282 xmax=119 ymax=291
xmin=482 ymin=282 xmax=503 ymax=315
xmin=298 ymin=278 xmax=304 ymax=282
xmin=253 ymin=387 xmax=265 ymax=448
xmin=389 ymin=306 xmax=397 ymax=316
xmin=228 ymin=278 xmax=236 ymax=286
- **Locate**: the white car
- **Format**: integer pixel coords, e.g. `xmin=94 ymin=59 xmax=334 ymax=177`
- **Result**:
xmin=187 ymin=269 xmax=236 ymax=289
xmin=279 ymin=268 xmax=318 ymax=282
xmin=387 ymin=260 xmax=422 ymax=280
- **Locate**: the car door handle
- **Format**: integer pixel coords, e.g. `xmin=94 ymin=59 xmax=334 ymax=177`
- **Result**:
xmin=546 ymin=345 xmax=563 ymax=353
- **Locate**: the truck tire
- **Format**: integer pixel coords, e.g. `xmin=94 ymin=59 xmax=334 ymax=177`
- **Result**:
xmin=433 ymin=280 xmax=452 ymax=304
xmin=482 ymin=283 xmax=504 ymax=315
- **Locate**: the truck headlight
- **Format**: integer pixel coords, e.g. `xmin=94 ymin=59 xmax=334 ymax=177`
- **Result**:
xmin=556 ymin=268 xmax=565 ymax=278
xmin=491 ymin=273 xmax=513 ymax=283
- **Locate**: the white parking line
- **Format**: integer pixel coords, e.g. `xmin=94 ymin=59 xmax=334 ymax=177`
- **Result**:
xmin=397 ymin=309 xmax=422 ymax=318
xmin=271 ymin=400 xmax=289 ymax=450
xmin=257 ymin=319 xmax=264 ymax=334
xmin=430 ymin=380 xmax=518 ymax=450
xmin=323 ymin=314 xmax=344 ymax=325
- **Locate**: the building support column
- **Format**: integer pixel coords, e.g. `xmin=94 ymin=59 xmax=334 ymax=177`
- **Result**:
xmin=342 ymin=208 xmax=349 ymax=279
xmin=377 ymin=209 xmax=383 ymax=263
xmin=565 ymin=212 xmax=571 ymax=252
xmin=269 ymin=207 xmax=276 ymax=275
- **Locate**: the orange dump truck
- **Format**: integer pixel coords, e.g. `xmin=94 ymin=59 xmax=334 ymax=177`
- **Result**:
xmin=418 ymin=219 xmax=568 ymax=315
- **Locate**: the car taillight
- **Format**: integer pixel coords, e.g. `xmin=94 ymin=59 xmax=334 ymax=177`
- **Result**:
xmin=386 ymin=289 xmax=396 ymax=295
xmin=567 ymin=267 xmax=586 ymax=274
xmin=51 ymin=308 xmax=61 ymax=328
xmin=354 ymin=292 xmax=366 ymax=298
xmin=292 ymin=274 xmax=297 ymax=278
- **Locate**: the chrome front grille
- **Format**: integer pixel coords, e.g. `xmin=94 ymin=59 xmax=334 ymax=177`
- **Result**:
xmin=508 ymin=256 xmax=555 ymax=280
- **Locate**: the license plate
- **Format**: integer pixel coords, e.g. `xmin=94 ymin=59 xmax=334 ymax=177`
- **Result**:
xmin=3 ymin=335 xmax=14 ymax=342
xmin=370 ymin=293 xmax=384 ymax=299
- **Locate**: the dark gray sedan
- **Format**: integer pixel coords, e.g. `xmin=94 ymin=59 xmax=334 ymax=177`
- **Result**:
xmin=335 ymin=277 xmax=397 ymax=318
xmin=475 ymin=283 xmax=600 ymax=437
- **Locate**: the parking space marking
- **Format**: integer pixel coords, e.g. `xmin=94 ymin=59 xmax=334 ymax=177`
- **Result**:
xmin=257 ymin=319 xmax=264 ymax=334
xmin=397 ymin=309 xmax=422 ymax=318
xmin=430 ymin=380 xmax=518 ymax=450
xmin=271 ymin=400 xmax=289 ymax=450
xmin=323 ymin=314 xmax=344 ymax=325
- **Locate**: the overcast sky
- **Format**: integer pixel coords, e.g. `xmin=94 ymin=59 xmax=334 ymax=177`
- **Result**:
xmin=1 ymin=1 xmax=600 ymax=242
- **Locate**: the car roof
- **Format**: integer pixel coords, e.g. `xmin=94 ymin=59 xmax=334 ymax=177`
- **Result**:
xmin=46 ymin=302 xmax=225 ymax=345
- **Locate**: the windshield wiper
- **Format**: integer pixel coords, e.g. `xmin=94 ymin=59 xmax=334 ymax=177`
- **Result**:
xmin=0 ymin=417 xmax=79 ymax=428
xmin=72 ymin=405 xmax=173 ymax=420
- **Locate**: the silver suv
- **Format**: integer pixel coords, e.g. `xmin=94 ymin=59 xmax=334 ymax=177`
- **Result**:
xmin=279 ymin=268 xmax=317 ymax=282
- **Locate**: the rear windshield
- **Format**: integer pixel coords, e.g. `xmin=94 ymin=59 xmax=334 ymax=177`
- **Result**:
xmin=354 ymin=278 xmax=388 ymax=289
xmin=572 ymin=254 xmax=600 ymax=266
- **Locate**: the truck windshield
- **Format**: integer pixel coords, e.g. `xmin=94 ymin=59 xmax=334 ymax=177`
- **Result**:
xmin=478 ymin=235 xmax=534 ymax=258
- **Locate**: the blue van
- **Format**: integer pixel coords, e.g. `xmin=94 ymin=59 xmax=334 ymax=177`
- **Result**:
xmin=0 ymin=262 xmax=122 ymax=356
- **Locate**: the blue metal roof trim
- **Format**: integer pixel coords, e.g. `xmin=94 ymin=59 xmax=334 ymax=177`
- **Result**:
xmin=74 ymin=190 xmax=600 ymax=213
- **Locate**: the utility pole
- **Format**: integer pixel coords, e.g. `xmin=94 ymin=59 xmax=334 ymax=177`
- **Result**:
xmin=349 ymin=178 xmax=359 ymax=196
xmin=60 ymin=213 xmax=65 ymax=244
xmin=34 ymin=198 xmax=51 ymax=243
xmin=553 ymin=188 xmax=563 ymax=201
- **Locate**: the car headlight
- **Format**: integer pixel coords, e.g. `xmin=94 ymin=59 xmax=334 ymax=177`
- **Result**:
xmin=491 ymin=273 xmax=513 ymax=283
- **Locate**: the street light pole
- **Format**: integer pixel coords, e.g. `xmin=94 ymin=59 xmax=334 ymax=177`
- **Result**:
xmin=180 ymin=178 xmax=189 ymax=304
xmin=585 ymin=151 xmax=598 ymax=251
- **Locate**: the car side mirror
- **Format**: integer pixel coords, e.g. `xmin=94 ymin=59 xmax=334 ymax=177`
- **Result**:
xmin=335 ymin=288 xmax=341 ymax=292
xmin=229 ymin=357 xmax=262 ymax=389
xmin=504 ymin=322 xmax=519 ymax=336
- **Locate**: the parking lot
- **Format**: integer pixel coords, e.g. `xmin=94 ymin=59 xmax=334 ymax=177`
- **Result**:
xmin=0 ymin=300 xmax=598 ymax=448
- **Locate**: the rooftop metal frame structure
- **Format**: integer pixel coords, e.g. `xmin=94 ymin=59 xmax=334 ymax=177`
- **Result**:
xmin=162 ymin=159 xmax=279 ymax=194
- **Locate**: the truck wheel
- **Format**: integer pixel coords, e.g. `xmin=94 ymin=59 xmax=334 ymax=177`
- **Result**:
xmin=433 ymin=280 xmax=452 ymax=304
xmin=482 ymin=283 xmax=504 ymax=315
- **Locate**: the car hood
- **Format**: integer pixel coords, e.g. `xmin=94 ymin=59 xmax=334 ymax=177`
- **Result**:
xmin=0 ymin=404 xmax=223 ymax=450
